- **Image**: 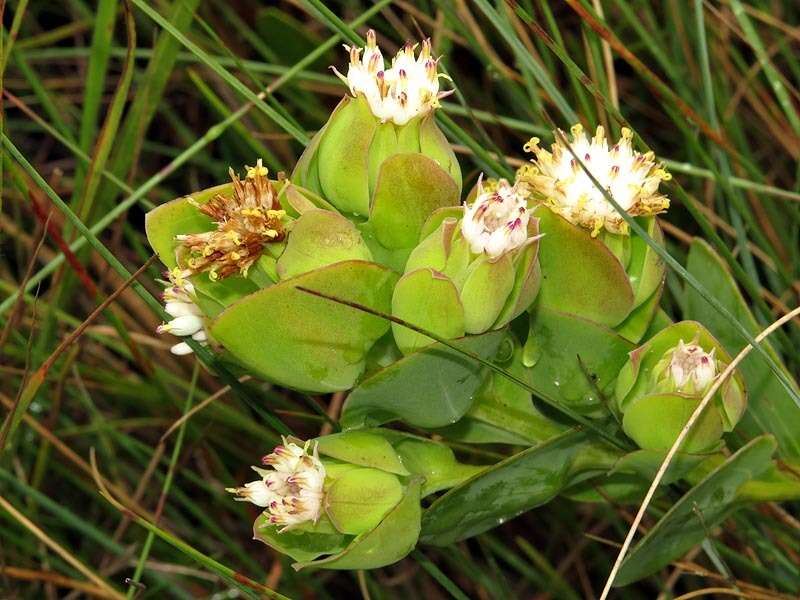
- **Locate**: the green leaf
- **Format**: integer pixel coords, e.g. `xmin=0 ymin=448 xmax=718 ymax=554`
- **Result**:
xmin=325 ymin=468 xmax=404 ymax=535
xmin=341 ymin=330 xmax=505 ymax=429
xmin=622 ymin=392 xmax=724 ymax=453
xmin=612 ymin=448 xmax=712 ymax=485
xmin=615 ymin=435 xmax=776 ymax=586
xmin=536 ymin=208 xmax=634 ymax=327
xmin=628 ymin=217 xmax=666 ymax=306
xmin=276 ymin=209 xmax=372 ymax=280
xmin=369 ymin=153 xmax=460 ymax=250
xmin=524 ymin=305 xmax=634 ymax=413
xmin=494 ymin=237 xmax=542 ymax=328
xmin=391 ymin=268 xmax=466 ymax=354
xmin=391 ymin=437 xmax=485 ymax=497
xmin=210 ymin=260 xmax=397 ymax=392
xmin=419 ymin=112 xmax=462 ymax=191
xmin=438 ymin=335 xmax=566 ymax=445
xmin=144 ymin=183 xmax=230 ymax=268
xmin=254 ymin=513 xmax=350 ymax=563
xmin=420 ymin=431 xmax=616 ymax=545
xmin=460 ymin=253 xmax=515 ymax=334
xmin=296 ymin=478 xmax=422 ymax=570
xmin=317 ymin=96 xmax=376 ymax=216
xmin=315 ymin=431 xmax=409 ymax=475
xmin=685 ymin=239 xmax=800 ymax=462
xmin=614 ymin=280 xmax=663 ymax=343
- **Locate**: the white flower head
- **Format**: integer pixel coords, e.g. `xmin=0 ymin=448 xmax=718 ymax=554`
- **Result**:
xmin=228 ymin=438 xmax=326 ymax=532
xmin=461 ymin=177 xmax=536 ymax=259
xmin=332 ymin=29 xmax=450 ymax=125
xmin=156 ymin=267 xmax=208 ymax=356
xmin=519 ymin=124 xmax=671 ymax=236
xmin=663 ymin=339 xmax=718 ymax=395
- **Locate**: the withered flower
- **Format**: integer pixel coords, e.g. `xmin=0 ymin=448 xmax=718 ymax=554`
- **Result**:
xmin=177 ymin=160 xmax=287 ymax=280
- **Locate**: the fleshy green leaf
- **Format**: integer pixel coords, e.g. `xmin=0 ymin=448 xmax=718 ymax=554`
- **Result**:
xmin=525 ymin=305 xmax=634 ymax=413
xmin=253 ymin=513 xmax=350 ymax=563
xmin=210 ymin=260 xmax=397 ymax=392
xmin=341 ymin=329 xmax=505 ymax=429
xmin=460 ymin=253 xmax=515 ymax=334
xmin=317 ymin=95 xmax=376 ymax=216
xmin=391 ymin=437 xmax=485 ymax=496
xmin=419 ymin=112 xmax=462 ymax=191
xmin=612 ymin=448 xmax=712 ymax=485
xmin=369 ymin=153 xmax=459 ymax=250
xmin=628 ymin=217 xmax=665 ymax=306
xmin=438 ymin=335 xmax=566 ymax=445
xmin=615 ymin=435 xmax=776 ymax=586
xmin=296 ymin=478 xmax=422 ymax=570
xmin=536 ymin=208 xmax=634 ymax=327
xmin=622 ymin=392 xmax=724 ymax=452
xmin=276 ymin=209 xmax=372 ymax=280
xmin=325 ymin=467 xmax=403 ymax=535
xmin=315 ymin=430 xmax=409 ymax=475
xmin=420 ymin=431 xmax=617 ymax=545
xmin=144 ymin=182 xmax=230 ymax=268
xmin=391 ymin=268 xmax=465 ymax=354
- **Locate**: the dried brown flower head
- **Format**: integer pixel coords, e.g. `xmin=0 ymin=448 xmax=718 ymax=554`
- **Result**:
xmin=177 ymin=160 xmax=287 ymax=280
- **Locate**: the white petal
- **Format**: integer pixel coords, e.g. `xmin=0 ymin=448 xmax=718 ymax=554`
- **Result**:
xmin=170 ymin=342 xmax=193 ymax=356
xmin=165 ymin=301 xmax=201 ymax=318
xmin=164 ymin=315 xmax=203 ymax=336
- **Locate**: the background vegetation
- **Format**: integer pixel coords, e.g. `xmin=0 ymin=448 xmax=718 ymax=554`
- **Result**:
xmin=1 ymin=0 xmax=799 ymax=598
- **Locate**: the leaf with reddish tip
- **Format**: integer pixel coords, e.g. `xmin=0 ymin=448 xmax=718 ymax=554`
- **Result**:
xmin=210 ymin=260 xmax=397 ymax=392
xmin=536 ymin=207 xmax=634 ymax=327
xmin=391 ymin=268 xmax=465 ymax=354
xmin=369 ymin=153 xmax=459 ymax=250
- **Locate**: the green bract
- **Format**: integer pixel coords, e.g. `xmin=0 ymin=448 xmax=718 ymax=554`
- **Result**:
xmin=615 ymin=321 xmax=747 ymax=453
xmin=292 ymin=96 xmax=462 ymax=269
xmin=391 ymin=210 xmax=541 ymax=354
xmin=253 ymin=430 xmax=483 ymax=570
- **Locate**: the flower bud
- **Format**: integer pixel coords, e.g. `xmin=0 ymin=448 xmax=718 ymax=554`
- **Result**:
xmin=654 ymin=339 xmax=717 ymax=395
xmin=391 ymin=177 xmax=541 ymax=354
xmin=239 ymin=431 xmax=482 ymax=570
xmin=615 ymin=321 xmax=746 ymax=453
xmin=293 ymin=31 xmax=461 ymax=254
xmin=517 ymin=126 xmax=672 ymax=343
xmin=155 ymin=268 xmax=209 ymax=356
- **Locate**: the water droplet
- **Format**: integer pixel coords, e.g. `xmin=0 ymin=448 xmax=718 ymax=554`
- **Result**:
xmin=522 ymin=341 xmax=541 ymax=367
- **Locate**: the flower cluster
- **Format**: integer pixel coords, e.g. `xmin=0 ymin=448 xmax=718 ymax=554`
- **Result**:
xmin=156 ymin=268 xmax=207 ymax=355
xmin=519 ymin=124 xmax=671 ymax=236
xmin=227 ymin=439 xmax=326 ymax=531
xmin=177 ymin=160 xmax=287 ymax=281
xmin=462 ymin=177 xmax=534 ymax=259
xmin=657 ymin=338 xmax=718 ymax=395
xmin=333 ymin=29 xmax=448 ymax=125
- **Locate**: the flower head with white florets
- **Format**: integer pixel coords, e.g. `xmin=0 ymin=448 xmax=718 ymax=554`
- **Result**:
xmin=176 ymin=159 xmax=288 ymax=281
xmin=655 ymin=338 xmax=718 ymax=395
xmin=518 ymin=125 xmax=671 ymax=236
xmin=156 ymin=267 xmax=208 ymax=356
xmin=332 ymin=29 xmax=451 ymax=126
xmin=227 ymin=438 xmax=326 ymax=532
xmin=461 ymin=176 xmax=538 ymax=260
